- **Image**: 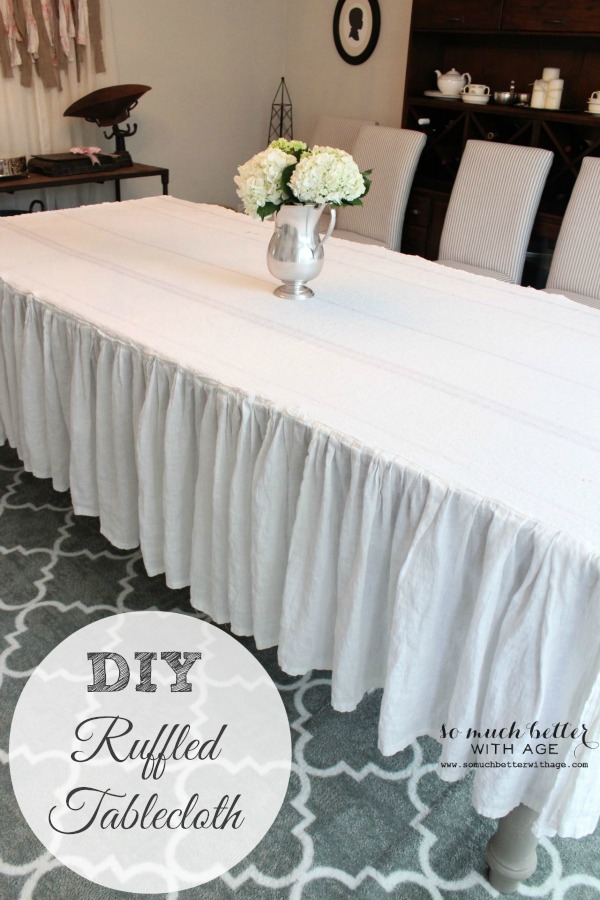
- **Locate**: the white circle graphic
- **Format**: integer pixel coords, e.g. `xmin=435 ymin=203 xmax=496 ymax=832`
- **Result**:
xmin=9 ymin=611 xmax=291 ymax=893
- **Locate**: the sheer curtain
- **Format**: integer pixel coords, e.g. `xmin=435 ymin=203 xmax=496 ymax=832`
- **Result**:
xmin=0 ymin=1 xmax=118 ymax=210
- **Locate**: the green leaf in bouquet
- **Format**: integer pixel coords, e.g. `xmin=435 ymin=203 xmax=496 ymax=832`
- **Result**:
xmin=257 ymin=201 xmax=280 ymax=221
xmin=280 ymin=163 xmax=297 ymax=199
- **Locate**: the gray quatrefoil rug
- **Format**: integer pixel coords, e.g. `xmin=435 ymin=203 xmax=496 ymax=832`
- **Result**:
xmin=1 ymin=441 xmax=599 ymax=900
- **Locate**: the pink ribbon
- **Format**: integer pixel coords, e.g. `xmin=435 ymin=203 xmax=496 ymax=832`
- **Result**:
xmin=71 ymin=145 xmax=101 ymax=165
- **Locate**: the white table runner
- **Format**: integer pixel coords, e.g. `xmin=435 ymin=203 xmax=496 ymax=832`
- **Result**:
xmin=1 ymin=197 xmax=599 ymax=838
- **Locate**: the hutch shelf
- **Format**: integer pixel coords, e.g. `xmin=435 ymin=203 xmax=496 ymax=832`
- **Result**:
xmin=400 ymin=1 xmax=600 ymax=284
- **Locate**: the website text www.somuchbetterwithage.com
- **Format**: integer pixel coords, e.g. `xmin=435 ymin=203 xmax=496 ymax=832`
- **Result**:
xmin=441 ymin=760 xmax=589 ymax=769
xmin=436 ymin=720 xmax=598 ymax=768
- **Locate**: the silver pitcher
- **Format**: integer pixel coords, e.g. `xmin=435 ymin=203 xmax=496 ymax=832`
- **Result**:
xmin=267 ymin=204 xmax=336 ymax=298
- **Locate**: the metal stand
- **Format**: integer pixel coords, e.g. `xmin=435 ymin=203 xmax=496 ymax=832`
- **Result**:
xmin=104 ymin=122 xmax=138 ymax=154
xmin=486 ymin=804 xmax=540 ymax=893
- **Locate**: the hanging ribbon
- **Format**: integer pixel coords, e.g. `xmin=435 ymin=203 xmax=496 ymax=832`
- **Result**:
xmin=39 ymin=0 xmax=54 ymax=49
xmin=76 ymin=0 xmax=88 ymax=46
xmin=58 ymin=0 xmax=75 ymax=60
xmin=0 ymin=0 xmax=105 ymax=83
xmin=20 ymin=0 xmax=38 ymax=58
xmin=0 ymin=0 xmax=23 ymax=66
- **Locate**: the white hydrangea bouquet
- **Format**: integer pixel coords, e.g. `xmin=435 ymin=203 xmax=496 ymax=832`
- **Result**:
xmin=234 ymin=138 xmax=371 ymax=220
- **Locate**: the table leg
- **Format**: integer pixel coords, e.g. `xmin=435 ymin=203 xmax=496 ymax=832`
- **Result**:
xmin=115 ymin=180 xmax=122 ymax=202
xmin=161 ymin=172 xmax=169 ymax=195
xmin=486 ymin=804 xmax=539 ymax=893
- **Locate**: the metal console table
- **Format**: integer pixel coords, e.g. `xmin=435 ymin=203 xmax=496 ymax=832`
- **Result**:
xmin=0 ymin=162 xmax=169 ymax=203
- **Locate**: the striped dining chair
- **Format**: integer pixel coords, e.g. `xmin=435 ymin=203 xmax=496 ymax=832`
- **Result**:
xmin=332 ymin=125 xmax=427 ymax=251
xmin=543 ymin=156 xmax=600 ymax=309
xmin=310 ymin=115 xmax=377 ymax=154
xmin=437 ymin=140 xmax=554 ymax=284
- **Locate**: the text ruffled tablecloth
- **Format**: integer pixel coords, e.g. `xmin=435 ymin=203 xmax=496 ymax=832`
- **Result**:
xmin=1 ymin=197 xmax=599 ymax=838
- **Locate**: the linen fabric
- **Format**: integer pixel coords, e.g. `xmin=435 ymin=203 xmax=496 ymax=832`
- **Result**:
xmin=333 ymin=125 xmax=426 ymax=251
xmin=438 ymin=140 xmax=553 ymax=284
xmin=544 ymin=156 xmax=600 ymax=308
xmin=1 ymin=197 xmax=599 ymax=839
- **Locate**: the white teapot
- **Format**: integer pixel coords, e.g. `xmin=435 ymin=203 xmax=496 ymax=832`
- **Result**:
xmin=435 ymin=67 xmax=471 ymax=95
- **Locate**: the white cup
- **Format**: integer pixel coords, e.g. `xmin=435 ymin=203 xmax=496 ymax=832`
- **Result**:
xmin=461 ymin=84 xmax=490 ymax=96
xmin=588 ymin=92 xmax=600 ymax=113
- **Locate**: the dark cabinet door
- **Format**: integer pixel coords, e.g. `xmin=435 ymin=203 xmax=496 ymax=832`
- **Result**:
xmin=401 ymin=189 xmax=449 ymax=260
xmin=411 ymin=0 xmax=503 ymax=31
xmin=501 ymin=0 xmax=600 ymax=33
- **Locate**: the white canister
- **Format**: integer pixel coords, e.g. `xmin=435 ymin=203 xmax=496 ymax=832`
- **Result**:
xmin=542 ymin=67 xmax=560 ymax=82
xmin=545 ymin=78 xmax=564 ymax=110
xmin=531 ymin=79 xmax=548 ymax=109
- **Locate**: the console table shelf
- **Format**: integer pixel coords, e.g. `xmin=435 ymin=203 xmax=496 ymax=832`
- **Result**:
xmin=0 ymin=162 xmax=169 ymax=203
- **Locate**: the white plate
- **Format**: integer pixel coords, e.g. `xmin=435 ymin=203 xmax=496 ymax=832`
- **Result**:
xmin=461 ymin=94 xmax=490 ymax=105
xmin=424 ymin=90 xmax=461 ymax=100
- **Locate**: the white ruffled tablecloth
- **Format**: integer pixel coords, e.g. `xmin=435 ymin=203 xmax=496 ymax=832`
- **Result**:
xmin=1 ymin=197 xmax=599 ymax=838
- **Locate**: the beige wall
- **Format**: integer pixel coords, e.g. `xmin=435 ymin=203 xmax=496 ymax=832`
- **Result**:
xmin=105 ymin=0 xmax=412 ymax=207
xmin=284 ymin=0 xmax=412 ymax=143
xmin=106 ymin=0 xmax=287 ymax=206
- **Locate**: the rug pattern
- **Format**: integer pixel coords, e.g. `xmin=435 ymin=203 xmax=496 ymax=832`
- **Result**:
xmin=1 ymin=443 xmax=599 ymax=900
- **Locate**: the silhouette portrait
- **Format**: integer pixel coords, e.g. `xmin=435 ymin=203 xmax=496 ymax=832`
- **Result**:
xmin=333 ymin=0 xmax=380 ymax=65
xmin=349 ymin=7 xmax=363 ymax=40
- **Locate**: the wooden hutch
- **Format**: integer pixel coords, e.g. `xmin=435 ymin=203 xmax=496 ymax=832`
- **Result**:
xmin=400 ymin=0 xmax=600 ymax=285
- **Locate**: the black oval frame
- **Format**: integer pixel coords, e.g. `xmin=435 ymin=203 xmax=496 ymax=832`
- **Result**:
xmin=333 ymin=0 xmax=381 ymax=66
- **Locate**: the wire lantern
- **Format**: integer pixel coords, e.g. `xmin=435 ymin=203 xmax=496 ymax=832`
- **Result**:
xmin=268 ymin=77 xmax=293 ymax=143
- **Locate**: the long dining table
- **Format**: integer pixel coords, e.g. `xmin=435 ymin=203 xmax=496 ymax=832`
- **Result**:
xmin=1 ymin=196 xmax=599 ymax=891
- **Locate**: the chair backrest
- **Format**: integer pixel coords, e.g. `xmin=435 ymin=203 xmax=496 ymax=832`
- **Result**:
xmin=309 ymin=116 xmax=377 ymax=154
xmin=334 ymin=125 xmax=427 ymax=251
xmin=438 ymin=140 xmax=554 ymax=284
xmin=544 ymin=156 xmax=600 ymax=307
